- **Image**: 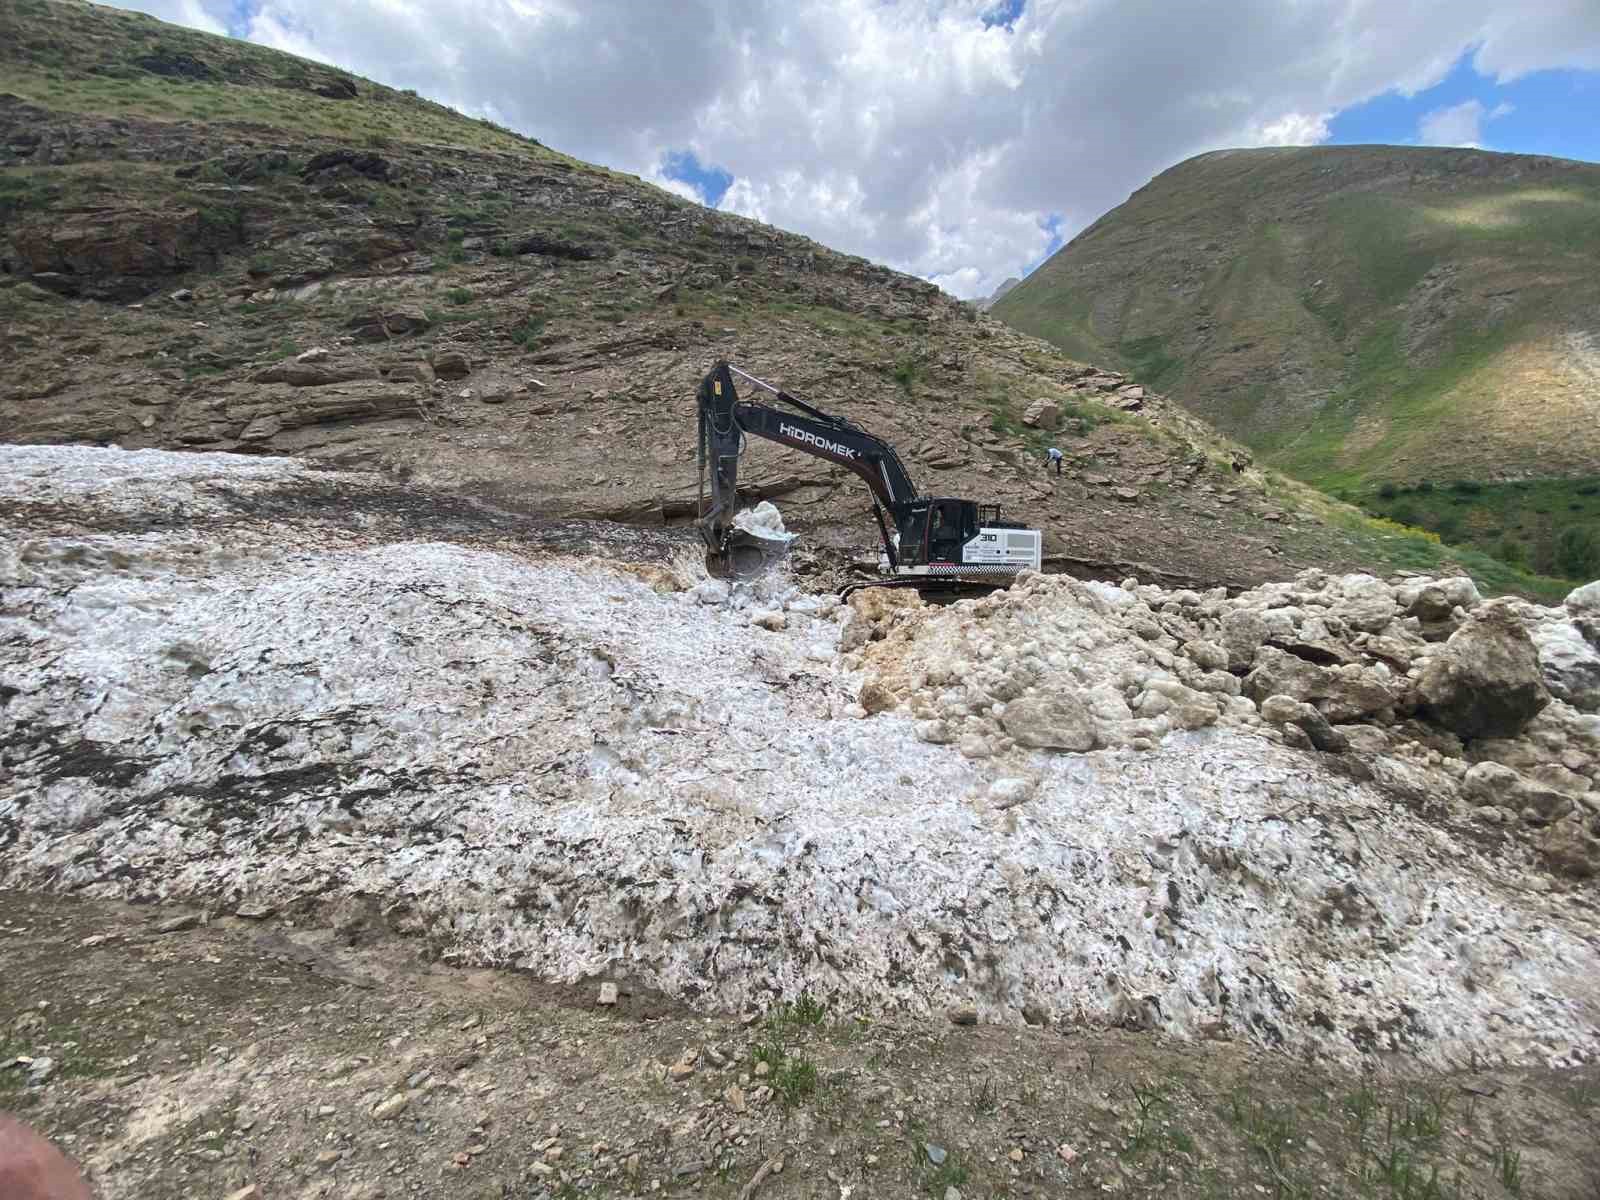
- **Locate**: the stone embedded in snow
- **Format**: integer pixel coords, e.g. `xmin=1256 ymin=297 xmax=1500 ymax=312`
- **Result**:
xmin=750 ymin=609 xmax=786 ymax=632
xmin=1001 ymin=694 xmax=1096 ymax=751
xmin=1333 ymin=574 xmax=1398 ymax=633
xmin=1537 ymin=817 xmax=1600 ymax=877
xmin=1221 ymin=608 xmax=1273 ymax=672
xmin=1184 ymin=640 xmax=1228 ymax=672
xmin=690 ymin=579 xmax=731 ymax=606
xmin=1259 ymin=695 xmax=1348 ymax=753
xmin=1462 ymin=762 xmax=1573 ymax=824
xmin=1417 ymin=602 xmax=1551 ymax=739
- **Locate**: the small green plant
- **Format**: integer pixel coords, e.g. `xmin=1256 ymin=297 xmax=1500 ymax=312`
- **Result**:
xmin=891 ymin=356 xmax=918 ymax=393
xmin=736 ymin=257 xmax=756 ymax=274
xmin=510 ymin=316 xmax=545 ymax=349
xmin=970 ymin=1075 xmax=998 ymax=1117
xmin=771 ymin=1053 xmax=818 ymax=1107
xmin=445 ymin=287 xmax=473 ymax=306
xmin=1492 ymin=1139 xmax=1523 ymax=1195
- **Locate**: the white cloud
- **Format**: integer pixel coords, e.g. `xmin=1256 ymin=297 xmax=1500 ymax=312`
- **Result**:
xmin=1419 ymin=98 xmax=1488 ymax=147
xmin=111 ymin=0 xmax=228 ymax=36
xmin=1417 ymin=95 xmax=1518 ymax=148
xmin=98 ymin=0 xmax=1600 ymax=298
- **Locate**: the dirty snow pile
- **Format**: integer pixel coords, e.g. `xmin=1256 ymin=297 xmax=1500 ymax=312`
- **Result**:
xmin=850 ymin=569 xmax=1600 ymax=881
xmin=3 ymin=445 xmax=1598 ymax=1072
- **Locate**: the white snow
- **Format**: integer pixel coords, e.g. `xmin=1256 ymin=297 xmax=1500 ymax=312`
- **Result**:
xmin=2 ymin=444 xmax=1598 ymax=1070
xmin=731 ymin=500 xmax=796 ymax=543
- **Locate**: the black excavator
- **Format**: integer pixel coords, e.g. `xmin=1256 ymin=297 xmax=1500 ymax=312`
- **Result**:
xmin=696 ymin=360 xmax=1041 ymax=594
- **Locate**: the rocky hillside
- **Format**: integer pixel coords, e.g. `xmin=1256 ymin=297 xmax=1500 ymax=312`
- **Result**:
xmin=2 ymin=0 xmax=1560 ymax=596
xmin=994 ymin=146 xmax=1600 ymax=523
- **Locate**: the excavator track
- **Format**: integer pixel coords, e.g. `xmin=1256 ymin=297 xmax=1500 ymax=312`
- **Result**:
xmin=839 ymin=575 xmax=1010 ymax=603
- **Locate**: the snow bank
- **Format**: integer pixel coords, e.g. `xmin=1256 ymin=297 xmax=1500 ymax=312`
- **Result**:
xmin=3 ymin=445 xmax=1598 ymax=1070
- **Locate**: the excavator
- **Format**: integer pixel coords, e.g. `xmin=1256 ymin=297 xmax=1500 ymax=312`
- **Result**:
xmin=696 ymin=360 xmax=1042 ymax=595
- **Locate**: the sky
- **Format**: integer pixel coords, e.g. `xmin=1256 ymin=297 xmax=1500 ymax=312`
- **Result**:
xmin=110 ymin=0 xmax=1600 ymax=300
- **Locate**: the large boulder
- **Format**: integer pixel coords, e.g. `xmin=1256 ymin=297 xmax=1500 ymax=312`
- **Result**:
xmin=1022 ymin=398 xmax=1061 ymax=430
xmin=1000 ymin=693 xmax=1096 ymax=751
xmin=1416 ymin=601 xmax=1550 ymax=739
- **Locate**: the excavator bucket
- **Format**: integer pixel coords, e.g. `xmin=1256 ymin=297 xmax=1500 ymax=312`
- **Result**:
xmin=705 ymin=526 xmax=794 ymax=580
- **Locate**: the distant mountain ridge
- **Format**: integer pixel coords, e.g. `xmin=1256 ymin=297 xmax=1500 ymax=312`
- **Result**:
xmin=995 ymin=145 xmax=1600 ymax=497
xmin=977 ymin=275 xmax=1019 ymax=311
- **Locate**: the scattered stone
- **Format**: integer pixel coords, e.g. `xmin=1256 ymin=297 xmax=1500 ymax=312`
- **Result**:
xmin=753 ymin=1060 xmax=770 ymax=1078
xmin=224 ymin=1188 xmax=259 ymax=1200
xmin=947 ymin=1005 xmax=979 ymax=1026
xmin=598 ymin=982 xmax=619 ymax=1006
xmin=170 ymin=288 xmax=194 ymax=303
xmin=26 ymin=1056 xmax=55 ymax=1086
xmin=371 ymin=1093 xmax=409 ymax=1121
xmin=431 ymin=349 xmax=471 ymax=380
xmin=945 ymin=1188 xmax=963 ymax=1200
xmin=925 ymin=1144 xmax=947 ymax=1166
xmin=725 ymin=1084 xmax=746 ymax=1113
xmin=154 ymin=913 xmax=200 ymax=934
xmin=296 ymin=346 xmax=330 ymax=363
xmin=1008 ymin=1147 xmax=1025 ymax=1163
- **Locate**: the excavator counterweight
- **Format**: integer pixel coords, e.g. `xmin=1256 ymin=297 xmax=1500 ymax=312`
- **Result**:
xmin=695 ymin=360 xmax=1041 ymax=595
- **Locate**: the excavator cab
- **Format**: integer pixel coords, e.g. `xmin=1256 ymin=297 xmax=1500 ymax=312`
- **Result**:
xmin=896 ymin=499 xmax=978 ymax=566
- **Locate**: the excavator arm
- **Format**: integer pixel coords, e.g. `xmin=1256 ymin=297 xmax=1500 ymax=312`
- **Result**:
xmin=698 ymin=361 xmax=917 ymax=574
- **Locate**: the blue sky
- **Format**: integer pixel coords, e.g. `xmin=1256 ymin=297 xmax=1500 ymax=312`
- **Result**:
xmin=1329 ymin=51 xmax=1600 ymax=162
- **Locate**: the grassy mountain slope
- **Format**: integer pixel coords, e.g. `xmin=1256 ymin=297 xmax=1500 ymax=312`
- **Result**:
xmin=0 ymin=3 xmax=1576 ymax=596
xmin=995 ymin=145 xmax=1600 ymax=575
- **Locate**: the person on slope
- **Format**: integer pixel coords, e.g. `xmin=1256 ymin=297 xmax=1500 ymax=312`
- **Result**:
xmin=1045 ymin=446 xmax=1063 ymax=476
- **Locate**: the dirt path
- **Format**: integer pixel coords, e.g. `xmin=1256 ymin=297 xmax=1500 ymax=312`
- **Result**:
xmin=2 ymin=892 xmax=1596 ymax=1200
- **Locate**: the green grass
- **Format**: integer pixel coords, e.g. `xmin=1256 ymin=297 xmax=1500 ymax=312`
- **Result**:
xmin=1347 ymin=475 xmax=1600 ymax=586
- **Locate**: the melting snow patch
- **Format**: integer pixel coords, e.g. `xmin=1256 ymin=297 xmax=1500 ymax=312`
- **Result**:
xmin=2 ymin=445 xmax=1598 ymax=1071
